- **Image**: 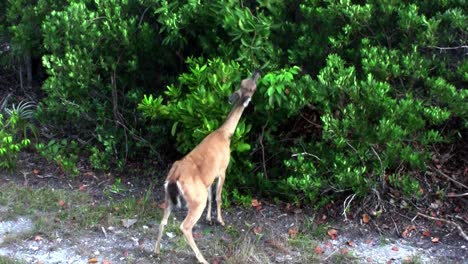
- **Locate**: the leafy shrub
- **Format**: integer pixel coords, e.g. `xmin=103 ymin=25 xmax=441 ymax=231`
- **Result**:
xmin=0 ymin=101 xmax=35 ymax=169
xmin=39 ymin=0 xmax=168 ymax=170
xmin=35 ymin=139 xmax=80 ymax=176
xmin=1 ymin=0 xmax=466 ymax=206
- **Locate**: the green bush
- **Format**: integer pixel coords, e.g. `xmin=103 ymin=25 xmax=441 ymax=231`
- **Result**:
xmin=1 ymin=0 xmax=466 ymax=205
xmin=39 ymin=0 xmax=168 ymax=170
xmin=0 ymin=101 xmax=35 ymax=169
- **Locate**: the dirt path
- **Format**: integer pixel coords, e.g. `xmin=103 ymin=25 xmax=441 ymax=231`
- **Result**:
xmin=0 ymin=154 xmax=467 ymax=263
xmin=1 ymin=195 xmax=466 ymax=264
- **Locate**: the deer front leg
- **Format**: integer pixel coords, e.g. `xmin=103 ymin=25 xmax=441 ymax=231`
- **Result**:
xmin=216 ymin=175 xmax=226 ymax=226
xmin=205 ymin=184 xmax=212 ymax=224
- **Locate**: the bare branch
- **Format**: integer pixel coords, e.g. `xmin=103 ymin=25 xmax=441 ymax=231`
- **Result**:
xmin=427 ymin=45 xmax=468 ymax=50
xmin=417 ymin=212 xmax=468 ymax=241
xmin=430 ymin=169 xmax=468 ymax=190
xmin=291 ymin=152 xmax=321 ymax=161
xmin=446 ymin=192 xmax=468 ymax=198
xmin=343 ymin=193 xmax=356 ymax=221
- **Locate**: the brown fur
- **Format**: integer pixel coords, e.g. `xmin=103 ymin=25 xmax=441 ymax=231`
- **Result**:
xmin=154 ymin=70 xmax=260 ymax=264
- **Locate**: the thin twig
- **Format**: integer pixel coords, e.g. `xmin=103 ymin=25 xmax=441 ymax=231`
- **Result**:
xmin=138 ymin=6 xmax=151 ymax=26
xmin=259 ymin=120 xmax=269 ymax=179
xmin=390 ymin=216 xmax=400 ymax=236
xmin=342 ymin=194 xmax=356 ymax=221
xmin=371 ymin=146 xmax=386 ymax=189
xmin=431 ymin=169 xmax=468 ymax=190
xmin=324 ymin=248 xmax=339 ymax=261
xmin=427 ymin=45 xmax=468 ymax=50
xmin=417 ymin=212 xmax=468 ymax=241
xmin=291 ymin=152 xmax=321 ymax=161
xmin=299 ymin=113 xmax=322 ymax=128
xmin=446 ymin=192 xmax=468 ymax=198
xmin=454 ymin=215 xmax=468 ymax=225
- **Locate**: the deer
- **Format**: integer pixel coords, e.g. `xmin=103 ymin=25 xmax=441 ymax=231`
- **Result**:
xmin=154 ymin=69 xmax=261 ymax=264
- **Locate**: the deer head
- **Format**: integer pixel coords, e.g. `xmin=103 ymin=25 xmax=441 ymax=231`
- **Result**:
xmin=229 ymin=69 xmax=261 ymax=107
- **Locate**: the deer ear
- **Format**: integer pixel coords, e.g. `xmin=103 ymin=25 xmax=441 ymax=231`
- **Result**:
xmin=229 ymin=90 xmax=241 ymax=104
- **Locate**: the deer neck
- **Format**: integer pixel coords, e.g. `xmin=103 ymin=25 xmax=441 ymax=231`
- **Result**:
xmin=219 ymin=103 xmax=246 ymax=138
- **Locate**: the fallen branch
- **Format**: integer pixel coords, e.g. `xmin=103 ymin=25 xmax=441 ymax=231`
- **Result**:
xmin=446 ymin=192 xmax=468 ymax=198
xmin=430 ymin=169 xmax=468 ymax=190
xmin=342 ymin=193 xmax=356 ymax=221
xmin=417 ymin=212 xmax=468 ymax=241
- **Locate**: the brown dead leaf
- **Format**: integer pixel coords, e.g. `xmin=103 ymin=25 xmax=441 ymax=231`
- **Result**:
xmin=58 ymin=200 xmax=66 ymax=207
xmin=422 ymin=230 xmax=431 ymax=237
xmin=79 ymin=184 xmax=88 ymax=191
xmin=34 ymin=235 xmax=43 ymax=241
xmin=327 ymin=229 xmax=338 ymax=240
xmin=431 ymin=237 xmax=440 ymax=243
xmin=193 ymin=232 xmax=202 ymax=239
xmin=288 ymin=227 xmax=298 ymax=238
xmin=266 ymin=239 xmax=288 ymax=253
xmin=101 ymin=259 xmax=112 ymax=264
xmin=83 ymin=171 xmax=94 ymax=177
xmin=340 ymin=248 xmax=350 ymax=254
xmin=391 ymin=246 xmax=399 ymax=251
xmin=251 ymin=199 xmax=262 ymax=211
xmin=314 ymin=246 xmax=324 ymax=254
xmin=88 ymin=258 xmax=98 ymax=264
xmin=402 ymin=225 xmax=417 ymax=238
xmin=403 ymin=256 xmax=412 ymax=263
xmin=158 ymin=202 xmax=166 ymax=209
xmin=33 ymin=169 xmax=40 ymax=175
xmin=347 ymin=241 xmax=355 ymax=247
xmin=362 ymin=213 xmax=370 ymax=224
xmin=253 ymin=226 xmax=263 ymax=235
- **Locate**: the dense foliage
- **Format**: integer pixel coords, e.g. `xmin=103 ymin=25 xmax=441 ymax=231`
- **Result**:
xmin=1 ymin=0 xmax=466 ymax=205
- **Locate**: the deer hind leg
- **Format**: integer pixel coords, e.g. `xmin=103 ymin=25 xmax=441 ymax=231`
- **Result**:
xmin=206 ymin=184 xmax=213 ymax=224
xmin=181 ymin=188 xmax=209 ymax=264
xmin=216 ymin=175 xmax=226 ymax=226
xmin=154 ymin=193 xmax=173 ymax=254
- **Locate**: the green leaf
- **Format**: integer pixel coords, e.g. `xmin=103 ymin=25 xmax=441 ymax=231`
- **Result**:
xmin=171 ymin=122 xmax=179 ymax=136
xmin=236 ymin=143 xmax=251 ymax=152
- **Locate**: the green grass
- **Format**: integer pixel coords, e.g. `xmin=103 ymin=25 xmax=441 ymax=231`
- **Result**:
xmin=0 ymin=182 xmax=161 ymax=237
xmin=0 ymin=256 xmax=24 ymax=264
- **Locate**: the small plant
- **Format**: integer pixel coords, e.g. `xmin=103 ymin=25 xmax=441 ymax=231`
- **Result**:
xmin=0 ymin=100 xmax=36 ymax=169
xmin=35 ymin=139 xmax=79 ymax=176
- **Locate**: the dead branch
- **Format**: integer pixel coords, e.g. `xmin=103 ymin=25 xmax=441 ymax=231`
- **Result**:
xmin=416 ymin=212 xmax=468 ymax=241
xmin=291 ymin=152 xmax=321 ymax=161
xmin=446 ymin=192 xmax=468 ymax=198
xmin=427 ymin=45 xmax=468 ymax=50
xmin=259 ymin=119 xmax=269 ymax=179
xmin=430 ymin=169 xmax=468 ymax=190
xmin=342 ymin=193 xmax=356 ymax=221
